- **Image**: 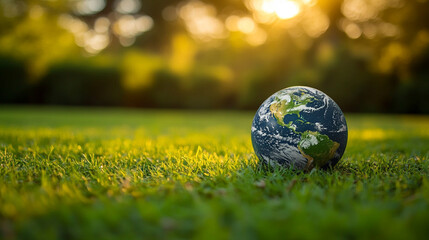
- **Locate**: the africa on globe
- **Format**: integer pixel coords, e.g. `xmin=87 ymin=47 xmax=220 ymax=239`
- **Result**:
xmin=251 ymin=86 xmax=348 ymax=171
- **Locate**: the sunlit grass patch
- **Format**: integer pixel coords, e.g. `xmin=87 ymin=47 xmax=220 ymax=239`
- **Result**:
xmin=0 ymin=107 xmax=429 ymax=239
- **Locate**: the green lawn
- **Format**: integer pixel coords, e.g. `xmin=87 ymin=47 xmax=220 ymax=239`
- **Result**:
xmin=1 ymin=106 xmax=429 ymax=240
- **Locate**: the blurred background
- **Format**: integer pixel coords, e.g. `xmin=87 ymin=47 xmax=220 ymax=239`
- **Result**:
xmin=0 ymin=0 xmax=428 ymax=113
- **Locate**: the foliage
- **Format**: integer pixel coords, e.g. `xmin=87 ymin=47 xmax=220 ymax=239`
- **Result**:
xmin=38 ymin=58 xmax=122 ymax=106
xmin=1 ymin=107 xmax=429 ymax=239
xmin=0 ymin=6 xmax=78 ymax=79
xmin=1 ymin=1 xmax=429 ymax=112
xmin=0 ymin=55 xmax=28 ymax=103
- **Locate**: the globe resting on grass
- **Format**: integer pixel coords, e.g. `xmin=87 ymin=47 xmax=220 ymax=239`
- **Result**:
xmin=251 ymin=86 xmax=348 ymax=171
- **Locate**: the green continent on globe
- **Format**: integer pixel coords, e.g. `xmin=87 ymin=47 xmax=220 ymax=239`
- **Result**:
xmin=269 ymin=90 xmax=315 ymax=127
xmin=298 ymin=131 xmax=340 ymax=170
xmin=268 ymin=89 xmax=340 ymax=170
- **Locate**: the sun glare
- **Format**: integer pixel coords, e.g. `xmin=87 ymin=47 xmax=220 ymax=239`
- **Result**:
xmin=275 ymin=0 xmax=301 ymax=19
xmin=259 ymin=0 xmax=301 ymax=20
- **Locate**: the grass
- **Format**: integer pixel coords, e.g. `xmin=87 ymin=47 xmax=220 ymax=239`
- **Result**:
xmin=1 ymin=106 xmax=429 ymax=240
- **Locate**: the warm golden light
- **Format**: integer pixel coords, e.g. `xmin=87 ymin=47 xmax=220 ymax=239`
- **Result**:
xmin=256 ymin=0 xmax=301 ymax=20
xmin=340 ymin=0 xmax=401 ymax=39
xmin=274 ymin=0 xmax=301 ymax=19
xmin=246 ymin=27 xmax=267 ymax=46
xmin=112 ymin=15 xmax=154 ymax=46
xmin=237 ymin=17 xmax=256 ymax=34
xmin=243 ymin=0 xmax=331 ymax=45
xmin=178 ymin=1 xmax=227 ymax=41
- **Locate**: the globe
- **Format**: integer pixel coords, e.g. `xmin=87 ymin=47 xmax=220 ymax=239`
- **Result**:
xmin=251 ymin=86 xmax=348 ymax=170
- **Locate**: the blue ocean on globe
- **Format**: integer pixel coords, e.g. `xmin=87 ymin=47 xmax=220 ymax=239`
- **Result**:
xmin=251 ymin=86 xmax=348 ymax=170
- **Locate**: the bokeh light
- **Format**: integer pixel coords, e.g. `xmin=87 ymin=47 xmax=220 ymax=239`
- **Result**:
xmin=178 ymin=1 xmax=227 ymax=41
xmin=115 ymin=0 xmax=141 ymax=14
xmin=113 ymin=14 xmax=154 ymax=46
xmin=1 ymin=0 xmax=429 ymax=112
xmin=73 ymin=0 xmax=105 ymax=15
xmin=339 ymin=0 xmax=402 ymax=39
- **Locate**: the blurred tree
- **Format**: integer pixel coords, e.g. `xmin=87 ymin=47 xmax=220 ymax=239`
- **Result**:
xmin=39 ymin=58 xmax=122 ymax=106
xmin=0 ymin=0 xmax=429 ymax=112
xmin=0 ymin=55 xmax=28 ymax=103
xmin=0 ymin=2 xmax=78 ymax=80
xmin=150 ymin=68 xmax=183 ymax=108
